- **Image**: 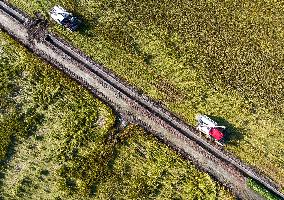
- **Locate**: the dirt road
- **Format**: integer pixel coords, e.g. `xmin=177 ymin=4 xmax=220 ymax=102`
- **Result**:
xmin=1 ymin=1 xmax=283 ymax=199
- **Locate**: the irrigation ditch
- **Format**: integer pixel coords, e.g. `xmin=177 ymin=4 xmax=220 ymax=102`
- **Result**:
xmin=0 ymin=1 xmax=283 ymax=199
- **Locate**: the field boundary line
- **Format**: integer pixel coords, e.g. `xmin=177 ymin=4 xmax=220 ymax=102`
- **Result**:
xmin=0 ymin=1 xmax=283 ymax=199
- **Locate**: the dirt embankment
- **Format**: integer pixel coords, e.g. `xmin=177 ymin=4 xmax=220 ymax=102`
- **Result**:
xmin=1 ymin=2 xmax=283 ymax=199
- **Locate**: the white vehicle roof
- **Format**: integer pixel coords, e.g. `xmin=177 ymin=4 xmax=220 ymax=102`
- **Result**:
xmin=196 ymin=114 xmax=217 ymax=126
xmin=50 ymin=5 xmax=71 ymax=22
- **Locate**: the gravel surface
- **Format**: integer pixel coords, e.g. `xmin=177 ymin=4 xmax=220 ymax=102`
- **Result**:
xmin=1 ymin=2 xmax=283 ymax=199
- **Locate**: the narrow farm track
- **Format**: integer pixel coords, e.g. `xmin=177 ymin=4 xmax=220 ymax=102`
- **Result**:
xmin=0 ymin=1 xmax=283 ymax=199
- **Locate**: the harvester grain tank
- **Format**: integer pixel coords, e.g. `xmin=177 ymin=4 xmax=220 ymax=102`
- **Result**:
xmin=49 ymin=5 xmax=80 ymax=31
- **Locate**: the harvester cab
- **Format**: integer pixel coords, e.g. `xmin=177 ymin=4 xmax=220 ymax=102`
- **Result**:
xmin=196 ymin=114 xmax=225 ymax=145
xmin=49 ymin=6 xmax=80 ymax=31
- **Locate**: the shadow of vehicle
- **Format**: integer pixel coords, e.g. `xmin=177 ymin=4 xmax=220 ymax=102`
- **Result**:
xmin=207 ymin=115 xmax=244 ymax=146
xmin=72 ymin=12 xmax=99 ymax=37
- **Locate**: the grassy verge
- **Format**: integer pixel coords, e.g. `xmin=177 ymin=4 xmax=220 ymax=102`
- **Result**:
xmin=247 ymin=178 xmax=280 ymax=200
xmin=0 ymin=31 xmax=234 ymax=199
xmin=8 ymin=0 xmax=284 ymax=188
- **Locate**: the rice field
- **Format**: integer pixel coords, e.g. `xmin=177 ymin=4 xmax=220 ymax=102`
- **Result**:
xmin=7 ymin=0 xmax=284 ymax=189
xmin=0 ymin=30 xmax=234 ymax=199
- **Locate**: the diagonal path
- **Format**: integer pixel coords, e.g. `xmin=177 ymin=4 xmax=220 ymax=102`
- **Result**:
xmin=0 ymin=1 xmax=283 ymax=199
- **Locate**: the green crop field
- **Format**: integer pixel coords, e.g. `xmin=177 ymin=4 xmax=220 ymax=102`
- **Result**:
xmin=8 ymin=0 xmax=284 ymax=189
xmin=0 ymin=31 xmax=234 ymax=199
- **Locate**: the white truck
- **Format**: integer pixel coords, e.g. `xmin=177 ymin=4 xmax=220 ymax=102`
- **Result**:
xmin=49 ymin=5 xmax=80 ymax=31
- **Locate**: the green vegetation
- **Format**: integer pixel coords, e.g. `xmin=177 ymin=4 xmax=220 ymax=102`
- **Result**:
xmin=247 ymin=178 xmax=280 ymax=200
xmin=0 ymin=31 xmax=234 ymax=199
xmin=8 ymin=0 xmax=284 ymax=188
xmin=95 ymin=125 xmax=234 ymax=199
